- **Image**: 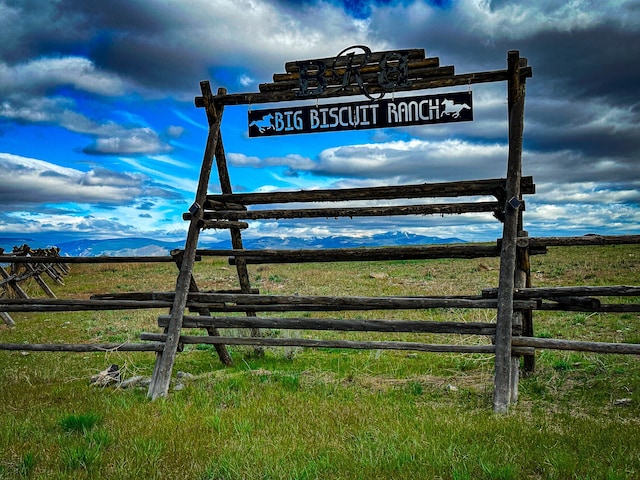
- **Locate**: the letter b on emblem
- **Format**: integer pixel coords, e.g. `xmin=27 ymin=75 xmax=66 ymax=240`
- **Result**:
xmin=296 ymin=61 xmax=327 ymax=97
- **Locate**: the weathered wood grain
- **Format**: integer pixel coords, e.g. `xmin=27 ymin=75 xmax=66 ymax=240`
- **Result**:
xmin=141 ymin=333 xmax=528 ymax=355
xmin=157 ymin=314 xmax=513 ymax=335
xmin=193 ymin=202 xmax=500 ymax=221
xmin=205 ymin=177 xmax=535 ymax=206
xmin=0 ymin=342 xmax=164 ymax=352
xmin=512 ymin=337 xmax=640 ymax=355
xmin=198 ymin=67 xmax=533 ymax=107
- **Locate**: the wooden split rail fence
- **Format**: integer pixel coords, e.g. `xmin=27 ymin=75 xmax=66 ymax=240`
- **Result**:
xmin=1 ymin=243 xmax=638 ymax=358
xmin=0 ymin=237 xmax=638 ymax=395
xmin=0 ymin=244 xmax=69 ymax=326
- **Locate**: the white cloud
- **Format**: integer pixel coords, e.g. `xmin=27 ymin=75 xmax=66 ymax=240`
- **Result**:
xmin=238 ymin=74 xmax=254 ymax=87
xmin=0 ymin=56 xmax=125 ymax=96
xmin=119 ymin=157 xmax=197 ymax=194
xmin=1 ymin=0 xmax=639 ymax=242
xmin=85 ymin=128 xmax=172 ymax=155
xmin=0 ymin=94 xmax=173 ymax=155
xmin=236 ymin=138 xmax=508 ymax=182
xmin=525 ymin=202 xmax=640 ymax=235
xmin=228 ymin=152 xmax=316 ymax=170
xmin=0 ymin=152 xmax=179 ymax=205
xmin=89 ymin=0 xmax=373 ymax=92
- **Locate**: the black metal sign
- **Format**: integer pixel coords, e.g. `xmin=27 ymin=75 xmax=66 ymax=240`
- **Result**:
xmin=248 ymin=91 xmax=472 ymax=137
xmin=295 ymin=45 xmax=413 ymax=100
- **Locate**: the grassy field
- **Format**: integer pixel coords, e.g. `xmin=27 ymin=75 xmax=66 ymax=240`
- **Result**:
xmin=0 ymin=244 xmax=639 ymax=479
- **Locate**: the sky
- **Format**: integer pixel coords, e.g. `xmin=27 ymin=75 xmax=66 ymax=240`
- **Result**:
xmin=1 ymin=0 xmax=639 ymax=250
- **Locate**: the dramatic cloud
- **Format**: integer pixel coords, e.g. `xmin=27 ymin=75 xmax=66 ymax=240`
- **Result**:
xmin=0 ymin=153 xmax=180 ymax=205
xmin=0 ymin=56 xmax=125 ymax=96
xmin=0 ymin=0 xmax=638 ymax=244
xmin=0 ymin=56 xmax=172 ymax=155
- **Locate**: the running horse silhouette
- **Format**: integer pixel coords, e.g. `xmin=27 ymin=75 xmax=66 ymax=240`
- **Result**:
xmin=249 ymin=113 xmax=275 ymax=133
xmin=441 ymin=99 xmax=471 ymax=119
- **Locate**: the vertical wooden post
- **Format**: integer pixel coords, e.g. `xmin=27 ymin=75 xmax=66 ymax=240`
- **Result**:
xmin=147 ymin=83 xmax=226 ymax=400
xmin=494 ymin=50 xmax=527 ymax=413
xmin=510 ymin=228 xmax=529 ymax=403
xmin=521 ymin=235 xmax=535 ymax=374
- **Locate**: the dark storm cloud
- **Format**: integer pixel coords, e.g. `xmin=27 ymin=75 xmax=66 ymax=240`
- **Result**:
xmin=523 ymin=28 xmax=640 ymax=105
xmin=1 ymin=0 xmax=368 ymax=96
xmin=0 ymin=0 xmax=202 ymax=94
xmin=90 ymin=37 xmax=205 ymax=94
xmin=358 ymin=0 xmax=640 ymax=197
xmin=0 ymin=0 xmax=92 ymax=63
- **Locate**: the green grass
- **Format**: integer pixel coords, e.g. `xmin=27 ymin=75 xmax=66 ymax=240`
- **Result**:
xmin=0 ymin=244 xmax=639 ymax=478
xmin=59 ymin=413 xmax=103 ymax=434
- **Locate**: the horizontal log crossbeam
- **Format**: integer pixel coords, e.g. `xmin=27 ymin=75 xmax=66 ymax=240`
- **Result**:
xmin=263 ymin=65 xmax=457 ymax=93
xmin=0 ymin=298 xmax=174 ymax=312
xmin=188 ymin=202 xmax=501 ymax=222
xmin=204 ymin=177 xmax=535 ymax=207
xmin=1 ymin=235 xmax=634 ymax=266
xmin=137 ymin=333 xmax=638 ymax=356
xmin=483 ymin=285 xmax=640 ymax=300
xmin=140 ymin=333 xmax=535 ymax=356
xmin=0 ymin=255 xmax=179 ymax=264
xmin=275 ymin=49 xmax=438 ymax=88
xmin=90 ymin=291 xmax=537 ymax=312
xmin=482 ymin=285 xmax=640 ymax=312
xmin=223 ymin=243 xmax=547 ymax=265
xmin=157 ymin=314 xmax=514 ymax=335
xmin=0 ymin=342 xmax=164 ymax=352
xmin=4 ymin=288 xmax=633 ymax=313
xmin=512 ymin=337 xmax=640 ymax=355
xmin=196 ymin=66 xmax=533 ymax=107
xmin=524 ymin=234 xmax=640 ymax=247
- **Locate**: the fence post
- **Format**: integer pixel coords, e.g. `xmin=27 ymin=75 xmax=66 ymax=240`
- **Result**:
xmin=494 ymin=50 xmax=527 ymax=413
xmin=147 ymin=83 xmax=227 ymax=400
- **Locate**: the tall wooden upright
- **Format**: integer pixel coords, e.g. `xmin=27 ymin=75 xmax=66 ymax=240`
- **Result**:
xmin=148 ymin=83 xmax=228 ymax=399
xmin=493 ymin=51 xmax=528 ymax=412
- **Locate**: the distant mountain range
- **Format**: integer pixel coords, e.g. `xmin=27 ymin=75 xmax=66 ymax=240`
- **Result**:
xmin=1 ymin=232 xmax=465 ymax=257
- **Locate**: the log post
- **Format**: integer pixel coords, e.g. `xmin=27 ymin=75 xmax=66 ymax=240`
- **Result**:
xmin=24 ymin=263 xmax=56 ymax=298
xmin=519 ymin=232 xmax=535 ymax=374
xmin=0 ymin=265 xmax=29 ymax=299
xmin=0 ymin=311 xmax=15 ymax=327
xmin=493 ymin=50 xmax=527 ymax=413
xmin=510 ymin=229 xmax=531 ymax=403
xmin=147 ymin=83 xmax=227 ymax=400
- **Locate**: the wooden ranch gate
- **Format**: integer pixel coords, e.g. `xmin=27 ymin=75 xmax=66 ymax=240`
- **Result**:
xmin=141 ymin=46 xmax=535 ymax=412
xmin=2 ymin=47 xmax=639 ymax=413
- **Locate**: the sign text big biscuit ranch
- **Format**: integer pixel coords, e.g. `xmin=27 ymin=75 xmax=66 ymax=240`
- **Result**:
xmin=248 ymin=92 xmax=472 ymax=137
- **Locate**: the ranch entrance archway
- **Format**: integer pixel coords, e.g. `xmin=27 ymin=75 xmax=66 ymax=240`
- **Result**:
xmin=145 ymin=46 xmax=534 ymax=413
xmin=2 ymin=47 xmax=639 ymax=414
